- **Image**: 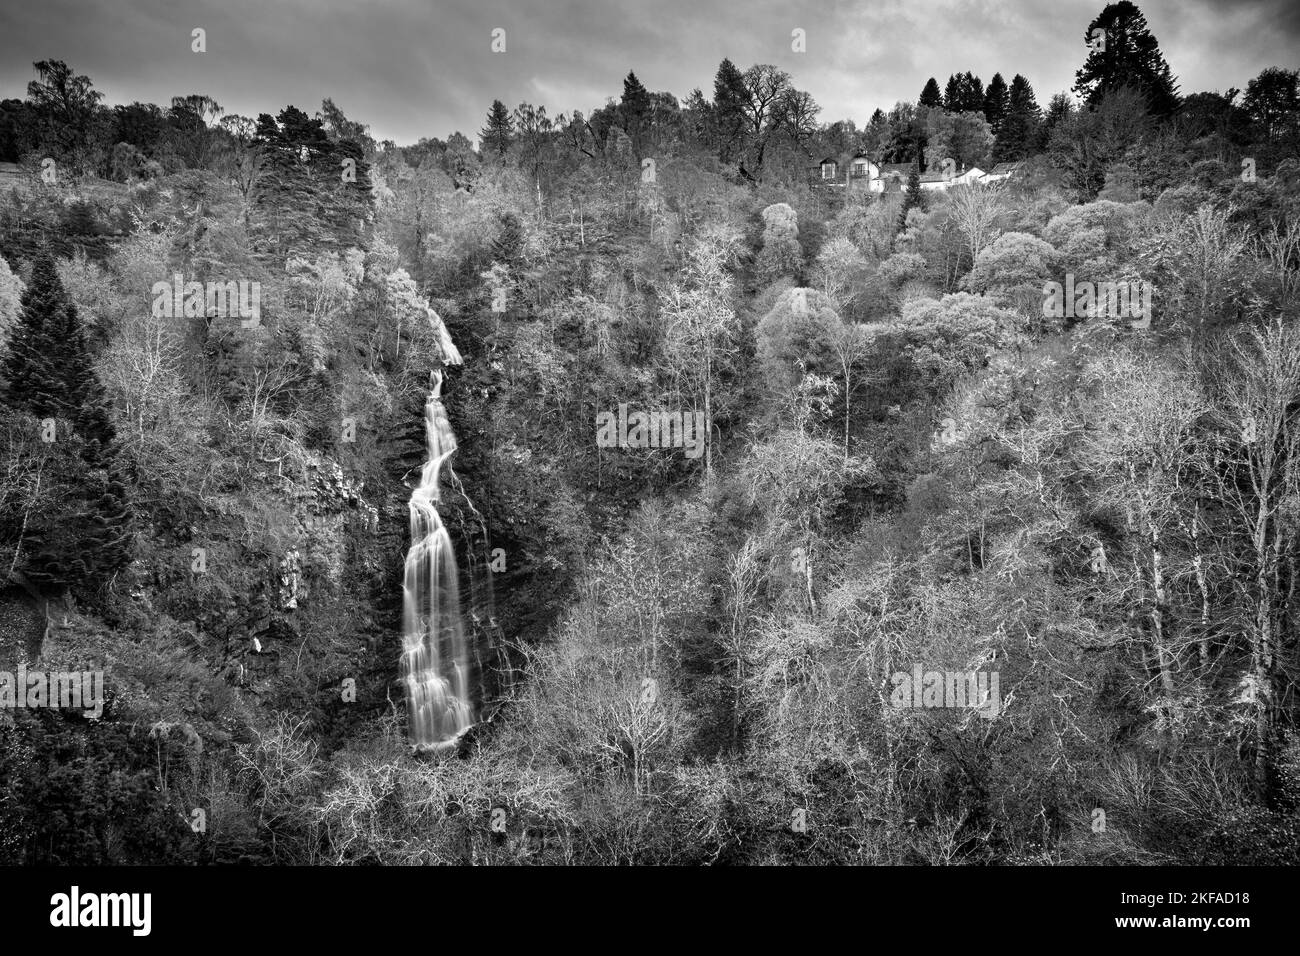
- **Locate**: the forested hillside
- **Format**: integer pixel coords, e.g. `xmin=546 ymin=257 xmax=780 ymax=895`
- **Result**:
xmin=1 ymin=1 xmax=1299 ymax=865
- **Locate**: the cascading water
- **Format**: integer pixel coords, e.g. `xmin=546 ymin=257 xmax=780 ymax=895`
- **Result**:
xmin=401 ymin=323 xmax=472 ymax=750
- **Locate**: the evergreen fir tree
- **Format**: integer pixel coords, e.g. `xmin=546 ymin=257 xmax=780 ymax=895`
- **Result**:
xmin=621 ymin=71 xmax=653 ymax=157
xmin=919 ymin=78 xmax=943 ymax=109
xmin=712 ymin=59 xmax=749 ymax=164
xmin=491 ymin=211 xmax=524 ymax=265
xmin=479 ymin=99 xmax=514 ymax=159
xmin=943 ymin=75 xmax=963 ymax=112
xmin=994 ymin=74 xmax=1043 ymax=161
xmin=1043 ymin=92 xmax=1074 ymax=141
xmin=2 ymin=253 xmax=101 ymax=425
xmin=1073 ymin=1 xmax=1180 ymax=117
xmin=0 ymin=251 xmax=131 ymax=587
xmin=897 ymin=161 xmax=924 ymax=233
xmin=963 ymin=73 xmax=986 ymax=113
xmin=983 ymin=73 xmax=1010 ymax=132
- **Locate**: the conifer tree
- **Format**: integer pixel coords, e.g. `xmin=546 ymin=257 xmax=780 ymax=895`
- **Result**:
xmin=994 ymin=74 xmax=1043 ymax=161
xmin=983 ymin=73 xmax=1010 ymax=132
xmin=943 ymin=75 xmax=963 ymax=112
xmin=963 ymin=73 xmax=985 ymax=113
xmin=621 ymin=71 xmax=653 ymax=157
xmin=897 ymin=161 xmax=924 ymax=233
xmin=1074 ymin=1 xmax=1180 ymax=117
xmin=2 ymin=254 xmax=101 ymax=427
xmin=712 ymin=59 xmax=749 ymax=164
xmin=479 ymin=99 xmax=514 ymax=159
xmin=919 ymin=78 xmax=943 ymax=109
xmin=0 ymin=251 xmax=131 ymax=586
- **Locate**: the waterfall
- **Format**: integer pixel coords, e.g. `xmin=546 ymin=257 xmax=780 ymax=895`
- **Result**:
xmin=401 ymin=358 xmax=472 ymax=751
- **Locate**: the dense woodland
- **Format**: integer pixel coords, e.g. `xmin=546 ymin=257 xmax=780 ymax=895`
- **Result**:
xmin=2 ymin=1 xmax=1300 ymax=864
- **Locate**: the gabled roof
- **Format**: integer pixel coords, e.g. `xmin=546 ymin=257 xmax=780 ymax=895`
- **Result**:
xmin=989 ymin=161 xmax=1024 ymax=176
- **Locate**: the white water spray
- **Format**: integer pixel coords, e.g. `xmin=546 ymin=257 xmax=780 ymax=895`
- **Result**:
xmin=401 ymin=337 xmax=471 ymax=750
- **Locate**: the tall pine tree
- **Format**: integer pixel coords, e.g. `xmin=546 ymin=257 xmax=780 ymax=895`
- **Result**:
xmin=897 ymin=161 xmax=924 ymax=233
xmin=983 ymin=73 xmax=1010 ymax=132
xmin=0 ymin=252 xmax=131 ymax=587
xmin=994 ymin=74 xmax=1043 ymax=161
xmin=712 ymin=59 xmax=749 ymax=164
xmin=1074 ymin=1 xmax=1179 ymax=117
xmin=943 ymin=75 xmax=963 ymax=111
xmin=919 ymin=78 xmax=943 ymax=108
xmin=479 ymin=99 xmax=514 ymax=159
xmin=621 ymin=71 xmax=653 ymax=158
xmin=962 ymin=73 xmax=985 ymax=113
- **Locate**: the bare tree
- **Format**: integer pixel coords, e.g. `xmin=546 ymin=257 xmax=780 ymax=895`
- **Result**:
xmin=947 ymin=181 xmax=1004 ymax=273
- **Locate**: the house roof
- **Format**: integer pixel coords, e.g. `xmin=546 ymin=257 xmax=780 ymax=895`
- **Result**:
xmin=878 ymin=163 xmax=914 ymax=176
xmin=989 ymin=162 xmax=1023 ymax=176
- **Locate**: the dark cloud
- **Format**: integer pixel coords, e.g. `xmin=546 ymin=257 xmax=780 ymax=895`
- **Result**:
xmin=1 ymin=0 xmax=1294 ymax=144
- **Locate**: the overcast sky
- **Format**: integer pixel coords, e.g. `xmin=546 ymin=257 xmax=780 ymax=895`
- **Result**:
xmin=1 ymin=0 xmax=1295 ymax=146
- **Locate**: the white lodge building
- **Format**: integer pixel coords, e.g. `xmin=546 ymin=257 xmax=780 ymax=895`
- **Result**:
xmin=812 ymin=154 xmax=1021 ymax=195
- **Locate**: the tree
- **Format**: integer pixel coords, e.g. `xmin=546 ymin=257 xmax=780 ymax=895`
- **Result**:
xmin=983 ymin=73 xmax=1010 ymax=133
xmin=318 ymin=97 xmax=373 ymax=151
xmin=712 ymin=58 xmax=749 ymax=164
xmin=964 ymin=231 xmax=1058 ymax=316
xmin=926 ymin=110 xmax=993 ymax=172
xmin=2 ymin=254 xmax=104 ymax=431
xmin=251 ymin=105 xmax=371 ymax=257
xmin=947 ymin=181 xmax=1005 ymax=273
xmin=166 ymin=94 xmax=223 ymax=168
xmin=620 ymin=72 xmax=653 ymax=158
xmin=1242 ymin=67 xmax=1300 ymax=143
xmin=831 ymin=322 xmax=875 ymax=460
xmin=661 ymin=228 xmax=742 ymax=477
xmin=898 ymin=161 xmax=924 ymax=232
xmin=943 ymin=75 xmax=963 ymax=112
xmin=0 ymin=253 xmax=131 ymax=586
xmin=512 ymin=103 xmax=554 ymax=207
xmin=1042 ymin=92 xmax=1074 ymax=150
xmin=480 ymin=99 xmax=514 ymax=159
xmin=1073 ymin=1 xmax=1180 ymax=117
xmin=994 ymin=74 xmax=1043 ymax=161
xmin=1210 ymin=321 xmax=1300 ymax=800
xmin=25 ymin=59 xmax=104 ymax=160
xmin=755 ymin=287 xmax=844 ymax=392
xmin=1049 ymin=88 xmax=1151 ymax=199
xmin=920 ymin=78 xmax=943 ymax=109
xmin=734 ymin=64 xmax=809 ymax=181
xmin=891 ymin=292 xmax=1021 ymax=392
xmin=755 ymin=202 xmax=802 ymax=282
xmin=962 ymin=73 xmax=986 ymax=114
xmin=943 ymin=73 xmax=984 ymax=113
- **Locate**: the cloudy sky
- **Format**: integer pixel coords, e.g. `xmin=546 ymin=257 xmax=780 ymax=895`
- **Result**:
xmin=1 ymin=0 xmax=1295 ymax=146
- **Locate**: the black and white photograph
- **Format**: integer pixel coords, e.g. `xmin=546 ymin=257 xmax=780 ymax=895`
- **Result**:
xmin=0 ymin=0 xmax=1294 ymax=933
